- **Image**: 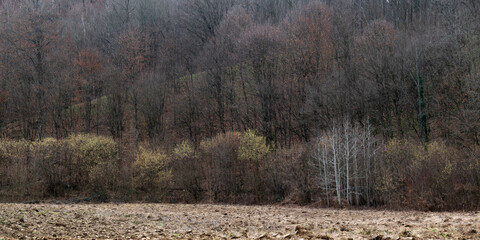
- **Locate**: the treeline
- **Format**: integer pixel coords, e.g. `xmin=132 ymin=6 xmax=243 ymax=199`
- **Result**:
xmin=0 ymin=0 xmax=479 ymax=209
xmin=1 ymin=0 xmax=479 ymax=146
xmin=1 ymin=130 xmax=478 ymax=210
xmin=0 ymin=134 xmax=170 ymax=201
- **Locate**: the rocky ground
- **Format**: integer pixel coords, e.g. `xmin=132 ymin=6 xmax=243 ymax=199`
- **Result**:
xmin=0 ymin=203 xmax=478 ymax=239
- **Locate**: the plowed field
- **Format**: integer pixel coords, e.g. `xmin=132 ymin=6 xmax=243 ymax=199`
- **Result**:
xmin=0 ymin=204 xmax=478 ymax=239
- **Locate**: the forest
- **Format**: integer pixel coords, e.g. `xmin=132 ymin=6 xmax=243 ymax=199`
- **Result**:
xmin=0 ymin=0 xmax=479 ymax=211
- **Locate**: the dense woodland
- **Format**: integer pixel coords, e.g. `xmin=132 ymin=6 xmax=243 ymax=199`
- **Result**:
xmin=0 ymin=0 xmax=479 ymax=210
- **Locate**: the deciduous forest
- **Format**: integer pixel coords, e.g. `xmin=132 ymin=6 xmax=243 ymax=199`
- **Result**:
xmin=0 ymin=0 xmax=479 ymax=210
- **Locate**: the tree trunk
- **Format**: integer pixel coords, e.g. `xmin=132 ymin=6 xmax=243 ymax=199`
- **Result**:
xmin=344 ymin=120 xmax=351 ymax=205
xmin=332 ymin=127 xmax=341 ymax=205
xmin=134 ymin=91 xmax=139 ymax=150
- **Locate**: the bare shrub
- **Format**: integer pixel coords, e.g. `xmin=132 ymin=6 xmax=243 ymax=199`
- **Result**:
xmin=265 ymin=144 xmax=309 ymax=204
xmin=171 ymin=141 xmax=204 ymax=202
xmin=199 ymin=130 xmax=271 ymax=203
xmin=200 ymin=131 xmax=242 ymax=202
xmin=377 ymin=139 xmax=459 ymax=210
xmin=0 ymin=139 xmax=40 ymax=199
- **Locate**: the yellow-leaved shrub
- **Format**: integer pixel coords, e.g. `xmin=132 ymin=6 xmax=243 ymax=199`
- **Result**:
xmin=67 ymin=134 xmax=117 ymax=167
xmin=0 ymin=134 xmax=119 ymax=199
xmin=66 ymin=134 xmax=118 ymax=194
xmin=239 ymin=129 xmax=270 ymax=162
xmin=134 ymin=146 xmax=171 ymax=194
xmin=172 ymin=140 xmax=195 ymax=159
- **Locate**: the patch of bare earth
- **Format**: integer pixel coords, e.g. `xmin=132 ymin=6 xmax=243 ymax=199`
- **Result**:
xmin=0 ymin=204 xmax=478 ymax=239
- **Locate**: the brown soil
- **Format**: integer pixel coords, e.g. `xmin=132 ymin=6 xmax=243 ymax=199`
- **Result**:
xmin=0 ymin=203 xmax=478 ymax=239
